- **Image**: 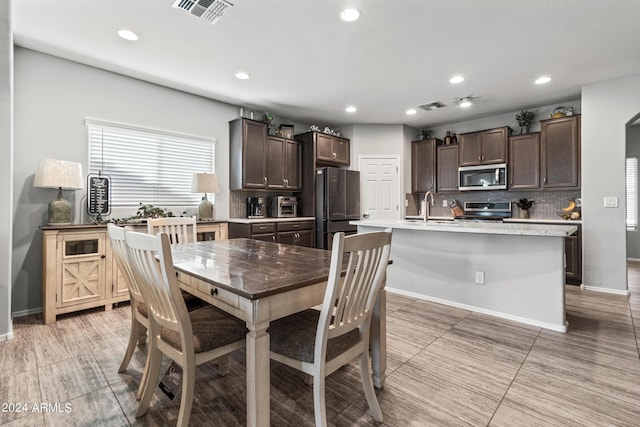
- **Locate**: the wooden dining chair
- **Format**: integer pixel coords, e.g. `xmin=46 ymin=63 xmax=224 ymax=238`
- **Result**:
xmin=108 ymin=223 xmax=150 ymax=400
xmin=124 ymin=229 xmax=247 ymax=427
xmin=268 ymin=230 xmax=392 ymax=426
xmin=109 ymin=223 xmax=207 ymax=401
xmin=147 ymin=216 xmax=197 ymax=244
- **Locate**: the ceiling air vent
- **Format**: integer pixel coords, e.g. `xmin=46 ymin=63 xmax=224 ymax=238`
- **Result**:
xmin=419 ymin=101 xmax=446 ymax=111
xmin=172 ymin=0 xmax=234 ymax=25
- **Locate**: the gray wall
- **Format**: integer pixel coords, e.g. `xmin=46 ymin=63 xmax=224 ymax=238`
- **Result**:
xmin=429 ymin=99 xmax=582 ymax=139
xmin=0 ymin=1 xmax=13 ymax=338
xmin=12 ymin=48 xmax=240 ymax=314
xmin=582 ymin=72 xmax=640 ymax=292
xmin=626 ymin=124 xmax=640 ymax=259
xmin=336 ymin=123 xmax=415 ymax=219
xmin=341 ymin=124 xmax=415 ymax=181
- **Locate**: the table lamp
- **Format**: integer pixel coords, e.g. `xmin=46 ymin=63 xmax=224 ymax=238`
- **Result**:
xmin=33 ymin=159 xmax=85 ymax=224
xmin=192 ymin=173 xmax=220 ymax=220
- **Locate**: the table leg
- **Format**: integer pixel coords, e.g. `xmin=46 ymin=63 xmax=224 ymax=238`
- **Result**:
xmin=246 ymin=320 xmax=270 ymax=427
xmin=370 ymin=289 xmax=387 ymax=389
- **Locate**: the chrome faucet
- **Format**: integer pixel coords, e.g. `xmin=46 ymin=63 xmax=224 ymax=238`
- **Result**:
xmin=423 ymin=191 xmax=435 ymax=222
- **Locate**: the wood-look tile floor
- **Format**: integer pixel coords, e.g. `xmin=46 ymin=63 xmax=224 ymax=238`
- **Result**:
xmin=2 ymin=265 xmax=640 ymax=426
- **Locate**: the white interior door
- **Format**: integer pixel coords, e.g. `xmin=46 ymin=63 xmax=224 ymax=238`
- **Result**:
xmin=359 ymin=156 xmax=401 ymax=220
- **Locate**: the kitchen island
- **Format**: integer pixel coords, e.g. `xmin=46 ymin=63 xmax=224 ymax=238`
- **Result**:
xmin=351 ymin=219 xmax=578 ymax=332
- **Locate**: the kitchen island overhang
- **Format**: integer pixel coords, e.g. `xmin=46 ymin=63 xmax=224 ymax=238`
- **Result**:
xmin=352 ymin=220 xmax=578 ymax=332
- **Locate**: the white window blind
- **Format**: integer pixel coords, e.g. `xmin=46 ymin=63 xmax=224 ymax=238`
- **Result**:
xmin=87 ymin=119 xmax=215 ymax=208
xmin=626 ymin=157 xmax=638 ymax=230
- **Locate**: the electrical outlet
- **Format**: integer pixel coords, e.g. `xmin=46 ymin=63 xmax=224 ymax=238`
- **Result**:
xmin=442 ymin=199 xmax=448 ymax=207
xmin=475 ymin=271 xmax=485 ymax=285
xmin=603 ymin=197 xmax=618 ymax=208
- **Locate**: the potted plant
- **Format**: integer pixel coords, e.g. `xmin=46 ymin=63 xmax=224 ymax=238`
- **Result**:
xmin=515 ymin=198 xmax=534 ymax=218
xmin=515 ymin=110 xmax=535 ymax=134
xmin=417 ymin=128 xmax=432 ymax=140
xmin=261 ymin=112 xmax=274 ymax=133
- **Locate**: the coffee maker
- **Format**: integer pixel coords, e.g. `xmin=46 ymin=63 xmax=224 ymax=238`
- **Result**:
xmin=246 ymin=197 xmax=266 ymax=219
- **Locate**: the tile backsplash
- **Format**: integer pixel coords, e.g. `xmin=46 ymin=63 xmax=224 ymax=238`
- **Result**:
xmin=230 ymin=190 xmax=299 ymax=218
xmin=408 ymin=190 xmax=581 ymax=220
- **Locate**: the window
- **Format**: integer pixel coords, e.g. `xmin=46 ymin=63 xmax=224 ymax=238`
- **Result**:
xmin=87 ymin=119 xmax=215 ymax=208
xmin=626 ymin=157 xmax=638 ymax=230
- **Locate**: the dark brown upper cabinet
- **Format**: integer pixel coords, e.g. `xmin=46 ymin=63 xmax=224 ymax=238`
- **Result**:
xmin=411 ymin=139 xmax=439 ymax=193
xmin=266 ymin=136 xmax=301 ymax=191
xmin=508 ymin=132 xmax=540 ymax=190
xmin=297 ymin=131 xmax=350 ymax=166
xmin=229 ymin=118 xmax=268 ymax=190
xmin=541 ymin=115 xmax=581 ymax=189
xmin=458 ymin=127 xmax=510 ymax=166
xmin=230 ymin=118 xmax=301 ymax=191
xmin=437 ymin=145 xmax=459 ymax=192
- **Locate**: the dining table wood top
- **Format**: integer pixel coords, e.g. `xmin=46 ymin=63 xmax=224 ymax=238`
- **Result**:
xmin=170 ymin=238 xmax=338 ymax=300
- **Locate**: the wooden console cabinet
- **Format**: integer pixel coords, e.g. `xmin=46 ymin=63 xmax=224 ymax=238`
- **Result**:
xmin=41 ymin=221 xmax=228 ymax=323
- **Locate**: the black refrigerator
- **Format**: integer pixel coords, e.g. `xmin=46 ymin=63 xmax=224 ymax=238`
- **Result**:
xmin=315 ymin=167 xmax=361 ymax=250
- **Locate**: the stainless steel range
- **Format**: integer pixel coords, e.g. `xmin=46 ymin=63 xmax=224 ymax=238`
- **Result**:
xmin=454 ymin=201 xmax=512 ymax=221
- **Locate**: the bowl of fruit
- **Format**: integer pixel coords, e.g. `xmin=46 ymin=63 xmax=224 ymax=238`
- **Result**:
xmin=557 ymin=199 xmax=581 ymax=220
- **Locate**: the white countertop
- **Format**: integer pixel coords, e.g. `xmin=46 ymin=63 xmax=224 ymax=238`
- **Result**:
xmin=351 ymin=219 xmax=577 ymax=237
xmin=228 ymin=217 xmax=315 ymax=224
xmin=504 ymin=217 xmax=582 ymax=225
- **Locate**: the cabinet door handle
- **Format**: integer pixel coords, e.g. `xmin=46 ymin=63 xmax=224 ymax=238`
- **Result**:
xmin=544 ymin=177 xmax=547 ymax=184
xmin=210 ymin=288 xmax=218 ymax=296
xmin=478 ymin=155 xmax=481 ymax=161
xmin=264 ymin=177 xmax=267 ymax=186
xmin=286 ymin=178 xmax=289 ymax=187
xmin=272 ymin=235 xmax=276 ymax=242
xmin=332 ymin=152 xmax=337 ymax=159
xmin=101 ymin=255 xmax=106 ymax=259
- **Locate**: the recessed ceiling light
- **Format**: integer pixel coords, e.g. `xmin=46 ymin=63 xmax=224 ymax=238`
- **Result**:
xmin=535 ymin=76 xmax=551 ymax=85
xmin=345 ymin=106 xmax=357 ymax=113
xmin=449 ymin=75 xmax=464 ymax=84
xmin=459 ymin=98 xmax=472 ymax=108
xmin=235 ymin=72 xmax=250 ymax=80
xmin=117 ymin=29 xmax=139 ymax=41
xmin=340 ymin=9 xmax=360 ymax=22
xmin=406 ymin=109 xmax=417 ymax=115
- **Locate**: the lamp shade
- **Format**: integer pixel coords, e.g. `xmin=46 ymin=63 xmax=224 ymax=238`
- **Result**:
xmin=192 ymin=173 xmax=220 ymax=194
xmin=34 ymin=159 xmax=84 ymax=190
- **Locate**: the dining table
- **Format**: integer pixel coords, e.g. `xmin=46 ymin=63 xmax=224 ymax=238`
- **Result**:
xmin=169 ymin=238 xmax=387 ymax=427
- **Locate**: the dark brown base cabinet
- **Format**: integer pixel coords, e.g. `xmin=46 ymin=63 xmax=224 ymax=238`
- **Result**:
xmin=541 ymin=115 xmax=580 ymax=189
xmin=565 ymin=225 xmax=582 ymax=284
xmin=508 ymin=132 xmax=540 ymax=189
xmin=229 ymin=220 xmax=315 ymax=248
xmin=437 ymin=145 xmax=459 ymax=192
xmin=411 ymin=139 xmax=438 ymax=193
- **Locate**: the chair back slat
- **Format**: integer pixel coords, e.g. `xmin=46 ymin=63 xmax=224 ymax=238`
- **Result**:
xmin=108 ymin=224 xmax=144 ymax=302
xmin=125 ymin=230 xmax=190 ymax=334
xmin=321 ymin=231 xmax=391 ymax=343
xmin=147 ymin=216 xmax=197 ymax=244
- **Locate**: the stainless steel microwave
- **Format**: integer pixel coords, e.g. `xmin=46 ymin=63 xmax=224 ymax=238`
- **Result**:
xmin=458 ymin=163 xmax=507 ymax=191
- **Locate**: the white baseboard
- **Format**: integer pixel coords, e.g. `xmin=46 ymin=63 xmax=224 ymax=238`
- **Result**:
xmin=12 ymin=307 xmax=42 ymax=318
xmin=627 ymin=258 xmax=640 ymax=262
xmin=0 ymin=331 xmax=14 ymax=341
xmin=386 ymin=287 xmax=567 ymax=333
xmin=579 ymin=284 xmax=630 ymax=296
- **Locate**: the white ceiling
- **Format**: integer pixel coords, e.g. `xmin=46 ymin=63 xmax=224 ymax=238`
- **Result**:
xmin=12 ymin=0 xmax=640 ymax=128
